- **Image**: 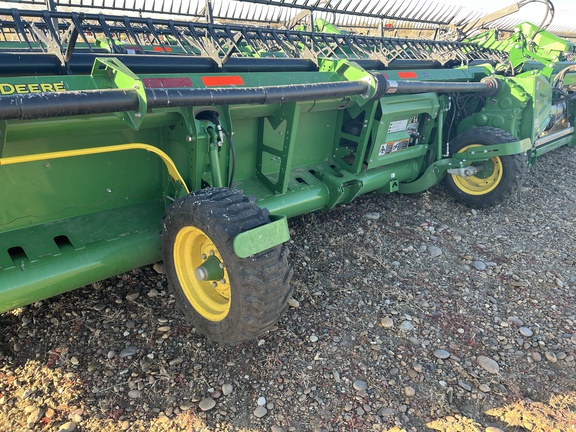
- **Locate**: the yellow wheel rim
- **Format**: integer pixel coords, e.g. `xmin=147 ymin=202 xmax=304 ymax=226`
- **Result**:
xmin=451 ymin=144 xmax=503 ymax=195
xmin=173 ymin=226 xmax=231 ymax=322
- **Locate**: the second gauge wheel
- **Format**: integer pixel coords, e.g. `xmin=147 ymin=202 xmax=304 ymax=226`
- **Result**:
xmin=443 ymin=127 xmax=528 ymax=208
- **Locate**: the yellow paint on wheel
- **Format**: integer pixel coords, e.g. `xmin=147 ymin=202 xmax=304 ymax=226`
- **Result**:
xmin=173 ymin=226 xmax=231 ymax=321
xmin=452 ymin=144 xmax=503 ymax=196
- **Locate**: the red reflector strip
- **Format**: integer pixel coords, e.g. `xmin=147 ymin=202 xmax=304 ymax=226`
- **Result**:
xmin=153 ymin=46 xmax=172 ymax=52
xmin=201 ymin=75 xmax=244 ymax=86
xmin=142 ymin=77 xmax=193 ymax=88
xmin=398 ymin=71 xmax=418 ymax=79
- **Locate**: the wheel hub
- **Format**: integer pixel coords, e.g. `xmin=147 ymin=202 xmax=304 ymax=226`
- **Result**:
xmin=195 ymin=255 xmax=224 ymax=282
xmin=451 ymin=144 xmax=502 ymax=195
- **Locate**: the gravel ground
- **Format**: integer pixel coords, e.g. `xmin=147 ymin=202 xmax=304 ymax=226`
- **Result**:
xmin=1 ymin=145 xmax=576 ymax=431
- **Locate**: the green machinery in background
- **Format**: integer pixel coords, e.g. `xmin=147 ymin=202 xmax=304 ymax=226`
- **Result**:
xmin=0 ymin=0 xmax=574 ymax=345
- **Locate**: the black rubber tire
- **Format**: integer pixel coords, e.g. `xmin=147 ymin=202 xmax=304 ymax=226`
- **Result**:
xmin=161 ymin=187 xmax=293 ymax=346
xmin=442 ymin=127 xmax=528 ymax=208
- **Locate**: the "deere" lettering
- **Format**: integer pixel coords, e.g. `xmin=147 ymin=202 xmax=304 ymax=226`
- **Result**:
xmin=0 ymin=82 xmax=67 ymax=95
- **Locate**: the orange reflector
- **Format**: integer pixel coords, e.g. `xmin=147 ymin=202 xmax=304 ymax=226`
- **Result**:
xmin=398 ymin=71 xmax=418 ymax=79
xmin=201 ymin=76 xmax=244 ymax=86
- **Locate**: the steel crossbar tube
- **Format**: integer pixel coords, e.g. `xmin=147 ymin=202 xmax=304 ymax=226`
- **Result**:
xmin=0 ymin=81 xmax=370 ymax=121
xmin=0 ymin=89 xmax=140 ymax=120
xmin=372 ymin=74 xmax=500 ymax=97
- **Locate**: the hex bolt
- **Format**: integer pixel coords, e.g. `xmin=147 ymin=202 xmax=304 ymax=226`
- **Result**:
xmin=186 ymin=135 xmax=193 ymax=142
xmin=201 ymin=253 xmax=207 ymax=260
xmin=212 ymin=282 xmax=218 ymax=288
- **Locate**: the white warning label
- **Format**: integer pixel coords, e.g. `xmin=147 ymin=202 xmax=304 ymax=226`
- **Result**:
xmin=387 ymin=119 xmax=409 ymax=133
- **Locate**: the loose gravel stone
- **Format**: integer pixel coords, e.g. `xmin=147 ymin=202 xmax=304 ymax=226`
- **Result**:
xmin=58 ymin=422 xmax=77 ymax=432
xmin=399 ymin=320 xmax=414 ymax=331
xmin=364 ymin=212 xmax=380 ymax=220
xmin=128 ymin=390 xmax=141 ymax=399
xmin=253 ymin=406 xmax=267 ymax=418
xmin=545 ymin=352 xmax=558 ymax=363
xmin=381 ymin=317 xmax=394 ymax=328
xmin=519 ymin=327 xmax=533 ymax=337
xmin=199 ymin=398 xmax=216 ymax=411
xmin=531 ymin=352 xmax=542 ymax=362
xmin=119 ymin=346 xmax=138 ymax=358
xmin=169 ymin=357 xmax=183 ymax=366
xmin=126 ymin=291 xmax=140 ymax=301
xmin=404 ymin=386 xmax=415 ymax=397
xmin=287 ymin=298 xmax=300 ymax=308
xmin=434 ymin=349 xmax=450 ymax=359
xmin=508 ymin=316 xmax=524 ymax=326
xmin=479 ymin=384 xmax=491 ymax=393
xmin=472 ymin=260 xmax=487 ymax=270
xmin=26 ymin=406 xmax=43 ymax=428
xmin=222 ymin=384 xmax=233 ymax=396
xmin=428 ymin=246 xmax=442 ymax=257
xmin=477 ymin=356 xmax=500 ymax=374
xmin=353 ymin=380 xmax=368 ymax=391
xmin=257 ymin=396 xmax=266 ymax=406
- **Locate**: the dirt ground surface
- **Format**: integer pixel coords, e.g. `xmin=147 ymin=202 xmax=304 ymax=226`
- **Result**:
xmin=1 ymin=145 xmax=576 ymax=431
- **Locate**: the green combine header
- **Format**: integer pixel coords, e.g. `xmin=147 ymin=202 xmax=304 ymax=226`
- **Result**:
xmin=0 ymin=0 xmax=574 ymax=345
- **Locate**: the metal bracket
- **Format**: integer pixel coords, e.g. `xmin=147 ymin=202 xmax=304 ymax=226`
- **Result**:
xmin=90 ymin=58 xmax=147 ymax=129
xmin=447 ymin=166 xmax=483 ymax=177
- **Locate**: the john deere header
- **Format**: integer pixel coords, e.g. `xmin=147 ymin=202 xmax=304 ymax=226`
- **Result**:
xmin=0 ymin=0 xmax=574 ymax=345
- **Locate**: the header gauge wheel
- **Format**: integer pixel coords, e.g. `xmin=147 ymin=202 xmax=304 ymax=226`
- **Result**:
xmin=161 ymin=188 xmax=292 ymax=346
xmin=443 ymin=127 xmax=527 ymax=208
